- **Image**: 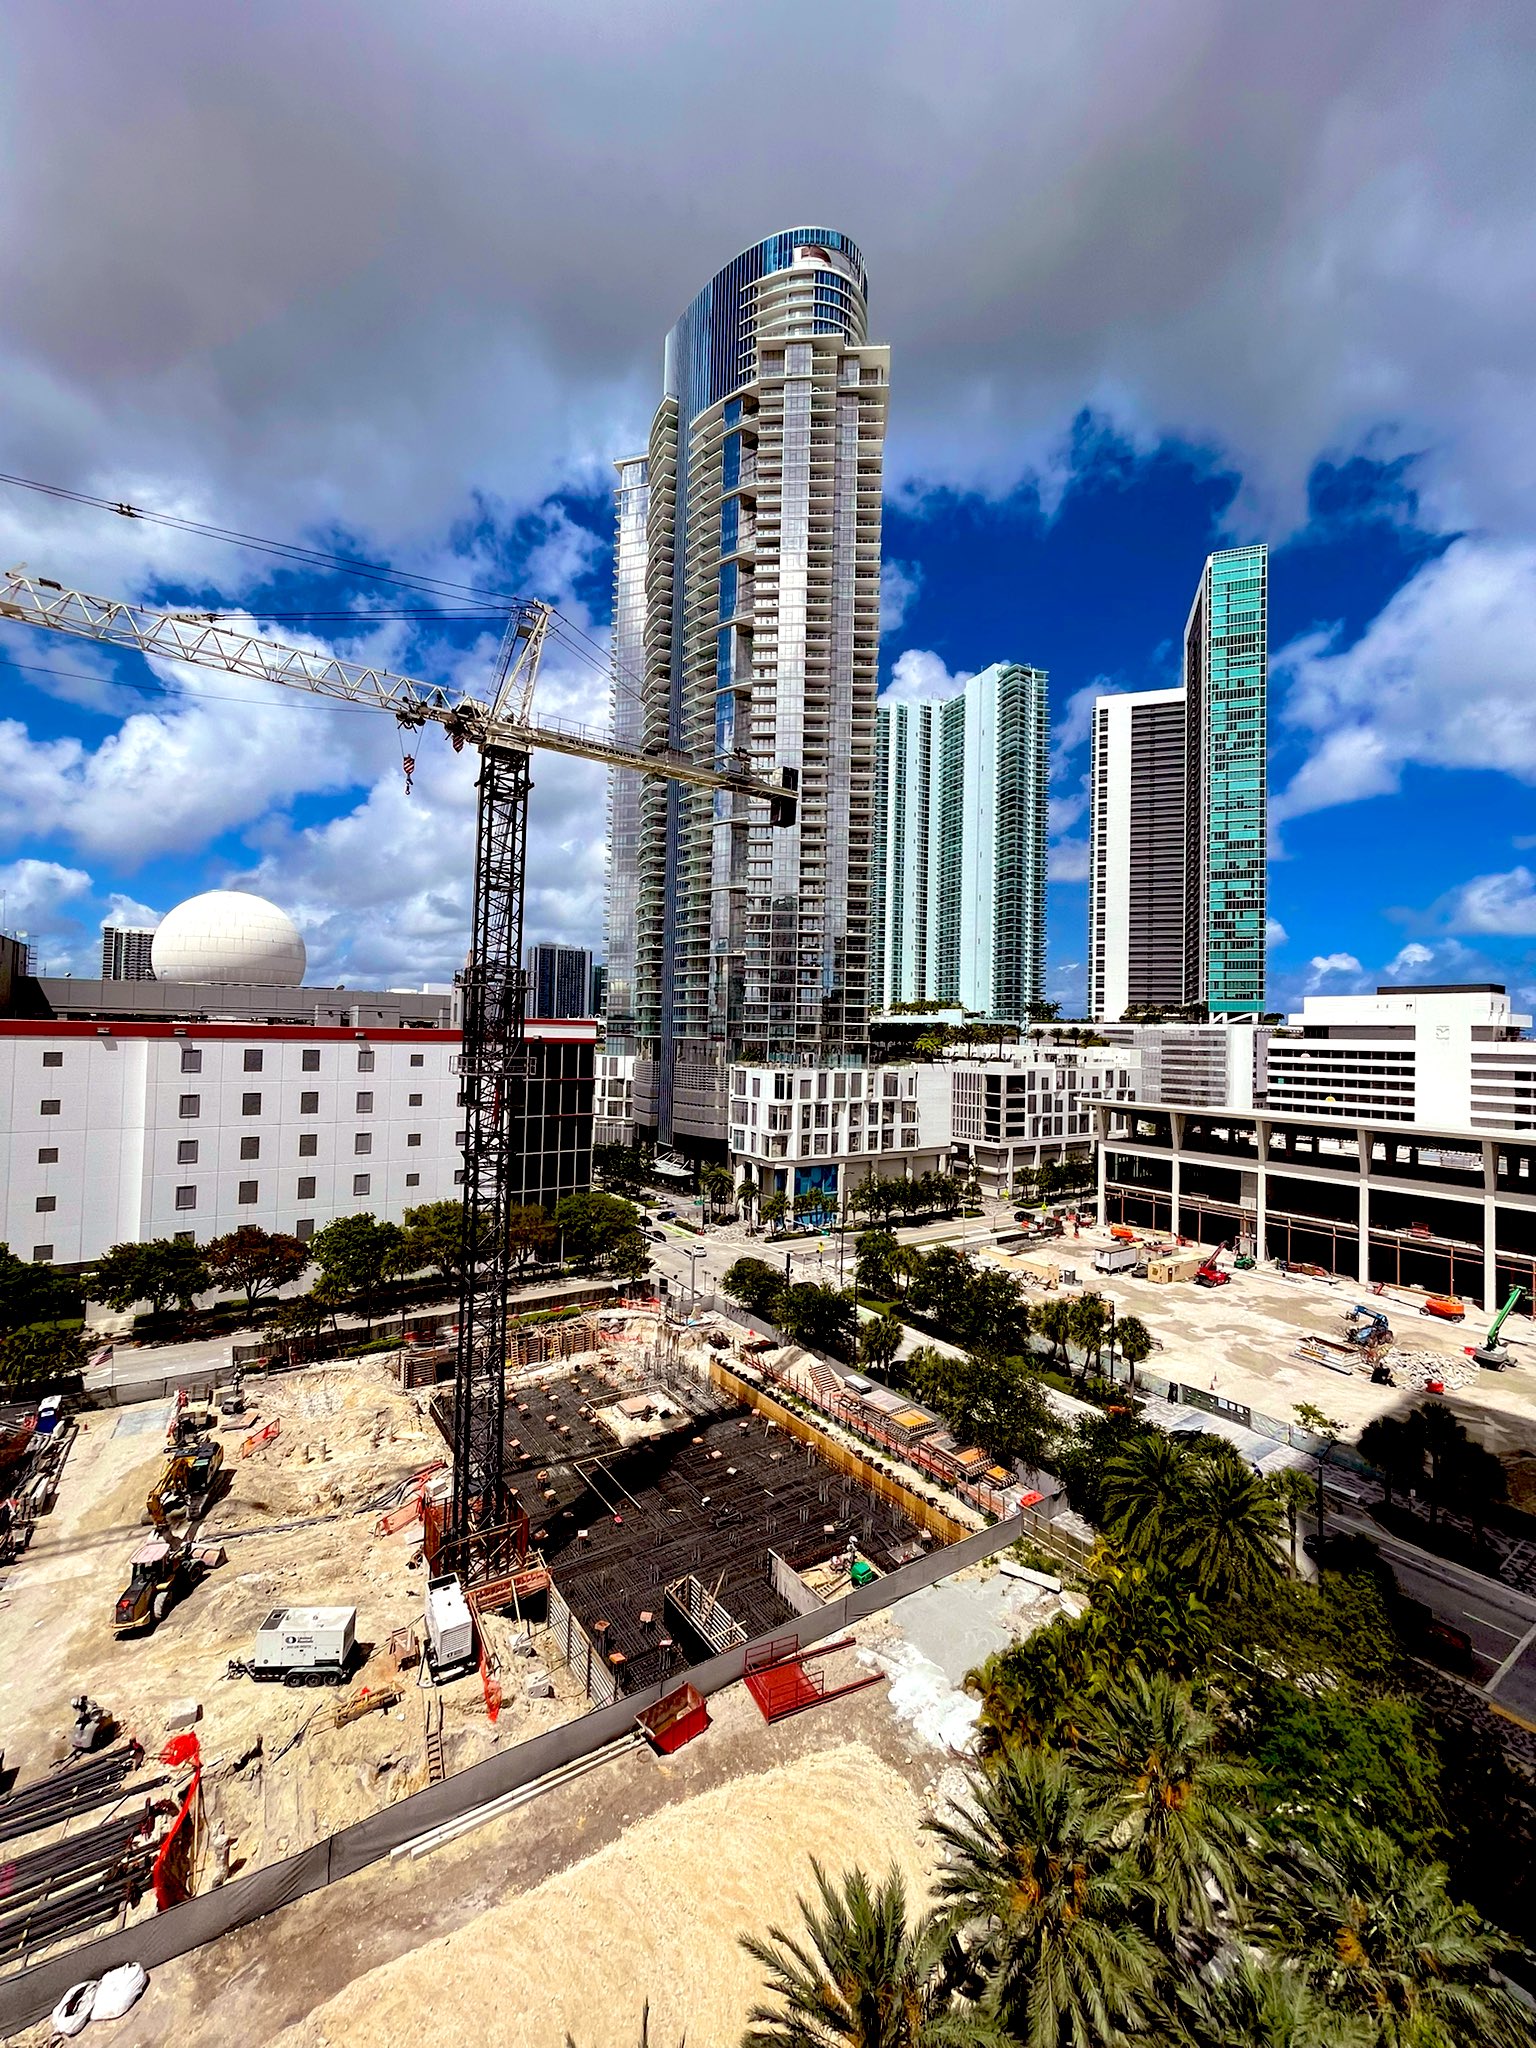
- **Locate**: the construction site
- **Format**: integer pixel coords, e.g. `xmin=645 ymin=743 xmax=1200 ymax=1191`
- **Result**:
xmin=0 ymin=1303 xmax=990 ymax=2011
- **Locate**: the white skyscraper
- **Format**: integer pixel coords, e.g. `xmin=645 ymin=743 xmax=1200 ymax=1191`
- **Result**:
xmin=610 ymin=230 xmax=889 ymax=1150
xmin=872 ymin=663 xmax=1049 ymax=1021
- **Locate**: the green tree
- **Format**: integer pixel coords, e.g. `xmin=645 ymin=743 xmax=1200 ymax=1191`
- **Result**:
xmin=930 ymin=1748 xmax=1163 ymax=2047
xmin=1268 ymin=1465 xmax=1317 ymax=1573
xmin=724 ymin=1257 xmax=788 ymax=1322
xmin=1173 ymin=1453 xmax=1287 ymax=1605
xmin=1294 ymin=1403 xmax=1344 ymax=1549
xmin=203 ymin=1225 xmax=308 ymax=1319
xmin=860 ymin=1311 xmax=906 ymax=1376
xmin=699 ymin=1162 xmax=735 ymax=1221
xmin=1100 ymin=1431 xmax=1196 ymax=1561
xmin=309 ymin=1212 xmax=403 ymax=1329
xmin=0 ymin=1243 xmax=83 ymax=1335
xmin=1358 ymin=1413 xmax=1424 ymax=1513
xmin=90 ymin=1237 xmax=210 ymax=1320
xmin=760 ymin=1190 xmax=791 ymax=1238
xmin=1172 ymin=1952 xmax=1371 ymax=2048
xmin=1255 ymin=1685 xmax=1444 ymax=1855
xmin=591 ymin=1142 xmax=652 ymax=1197
xmin=777 ymin=1283 xmax=858 ymax=1361
xmin=1066 ymin=1291 xmax=1110 ymax=1380
xmin=507 ymin=1203 xmax=557 ymax=1267
xmin=855 ymin=1230 xmax=900 ymax=1300
xmin=552 ymin=1191 xmax=645 ymax=1274
xmin=1106 ymin=1312 xmax=1153 ymax=1386
xmin=741 ymin=1860 xmax=995 ymax=2048
xmin=1267 ymin=1822 xmax=1532 ymax=2047
xmin=1032 ymin=1296 xmax=1073 ymax=1371
xmin=397 ymin=1199 xmax=475 ymax=1287
xmin=0 ymin=1320 xmax=87 ymax=1389
xmin=1075 ymin=1670 xmax=1262 ymax=1936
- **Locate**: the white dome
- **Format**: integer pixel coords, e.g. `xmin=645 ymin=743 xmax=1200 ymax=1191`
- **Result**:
xmin=151 ymin=890 xmax=307 ymax=986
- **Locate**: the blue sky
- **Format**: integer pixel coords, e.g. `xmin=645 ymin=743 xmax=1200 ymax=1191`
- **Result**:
xmin=1 ymin=2 xmax=1534 ymax=1019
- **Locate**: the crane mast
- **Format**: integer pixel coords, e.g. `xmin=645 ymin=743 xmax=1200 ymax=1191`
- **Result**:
xmin=0 ymin=566 xmax=796 ymax=1571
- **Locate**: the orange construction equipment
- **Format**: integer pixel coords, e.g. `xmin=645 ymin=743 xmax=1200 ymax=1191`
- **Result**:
xmin=1422 ymin=1295 xmax=1466 ymax=1323
xmin=1110 ymin=1225 xmax=1137 ymax=1244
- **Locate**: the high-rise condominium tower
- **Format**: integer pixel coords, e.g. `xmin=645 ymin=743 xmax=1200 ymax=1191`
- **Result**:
xmin=526 ymin=942 xmax=594 ymax=1020
xmin=611 ymin=229 xmax=889 ymax=1148
xmin=101 ymin=926 xmax=156 ymax=981
xmin=872 ymin=663 xmax=1049 ymax=1020
xmin=1087 ymin=544 xmax=1267 ymax=1020
xmin=603 ymin=455 xmax=649 ymax=1048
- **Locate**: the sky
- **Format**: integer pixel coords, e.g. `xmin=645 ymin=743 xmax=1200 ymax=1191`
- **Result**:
xmin=1 ymin=1 xmax=1534 ymax=1018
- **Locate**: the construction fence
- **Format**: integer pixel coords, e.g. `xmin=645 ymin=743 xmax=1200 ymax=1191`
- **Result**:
xmin=545 ymin=1583 xmax=619 ymax=1709
xmin=0 ymin=1511 xmax=1027 ymax=2038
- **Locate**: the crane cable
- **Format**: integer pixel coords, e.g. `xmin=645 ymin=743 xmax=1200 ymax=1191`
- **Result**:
xmin=0 ymin=468 xmax=657 ymax=719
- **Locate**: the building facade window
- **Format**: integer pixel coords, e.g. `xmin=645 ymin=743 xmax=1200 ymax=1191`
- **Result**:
xmin=409 ymin=1052 xmax=424 ymax=1068
xmin=241 ymin=1092 xmax=261 ymax=1115
xmin=37 ymin=1147 xmax=57 ymax=1164
xmin=238 ymin=1180 xmax=259 ymax=1204
xmin=297 ymin=1175 xmax=317 ymax=1199
xmin=296 ymin=1217 xmax=315 ymax=1241
xmin=408 ymin=1092 xmax=423 ymax=1107
xmin=356 ymin=1091 xmax=373 ymax=1113
xmin=405 ymin=1172 xmax=420 ymax=1187
xmin=298 ymin=1133 xmax=318 ymax=1157
xmin=178 ymin=1095 xmax=199 ymax=1118
xmin=33 ymin=1245 xmax=52 ymax=1263
xmin=357 ymin=1049 xmax=375 ymax=1073
xmin=178 ymin=1140 xmax=199 ymax=1164
xmin=302 ymin=1049 xmax=321 ymax=1071
xmin=181 ymin=1047 xmax=202 ymax=1073
xmin=354 ymin=1133 xmax=372 ymax=1155
xmin=175 ymin=1185 xmax=197 ymax=1210
xmin=40 ymin=1099 xmax=60 ymax=1116
xmin=240 ymin=1136 xmax=260 ymax=1160
xmin=407 ymin=1132 xmax=421 ymax=1147
xmin=352 ymin=1173 xmax=370 ymax=1197
xmin=35 ymin=1195 xmax=56 ymax=1212
xmin=243 ymin=1049 xmax=263 ymax=1072
xmin=300 ymin=1091 xmax=319 ymax=1114
xmin=42 ymin=1049 xmax=62 ymax=1068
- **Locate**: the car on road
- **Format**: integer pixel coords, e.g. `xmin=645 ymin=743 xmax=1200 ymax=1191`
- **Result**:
xmin=649 ymin=1231 xmax=669 ymax=1244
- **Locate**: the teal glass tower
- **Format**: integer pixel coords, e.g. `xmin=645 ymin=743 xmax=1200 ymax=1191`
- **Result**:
xmin=1183 ymin=544 xmax=1267 ymax=1015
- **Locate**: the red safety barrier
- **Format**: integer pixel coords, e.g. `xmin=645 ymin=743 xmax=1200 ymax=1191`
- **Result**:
xmin=152 ymin=1734 xmax=201 ymax=1910
xmin=479 ymin=1643 xmax=502 ymax=1724
xmin=239 ymin=1420 xmax=281 ymax=1458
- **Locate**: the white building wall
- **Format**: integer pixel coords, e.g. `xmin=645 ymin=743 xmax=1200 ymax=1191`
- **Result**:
xmin=2 ymin=1024 xmax=464 ymax=1265
xmin=1268 ymin=988 xmax=1534 ymax=1132
xmin=958 ymin=671 xmax=999 ymax=1015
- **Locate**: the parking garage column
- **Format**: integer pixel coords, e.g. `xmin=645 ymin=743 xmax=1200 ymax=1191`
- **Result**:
xmin=1252 ymin=1116 xmax=1268 ymax=1261
xmin=1484 ymin=1140 xmax=1499 ymax=1310
xmin=1358 ymin=1130 xmax=1372 ymax=1286
xmin=1170 ymin=1112 xmax=1183 ymax=1238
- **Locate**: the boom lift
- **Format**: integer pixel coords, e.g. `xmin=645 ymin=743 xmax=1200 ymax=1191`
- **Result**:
xmin=0 ymin=566 xmax=797 ymax=1571
xmin=1470 ymin=1285 xmax=1526 ymax=1371
xmin=1344 ymin=1304 xmax=1393 ymax=1350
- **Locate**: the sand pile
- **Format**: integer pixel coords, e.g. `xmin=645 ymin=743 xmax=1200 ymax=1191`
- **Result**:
xmin=269 ymin=1742 xmax=934 ymax=2048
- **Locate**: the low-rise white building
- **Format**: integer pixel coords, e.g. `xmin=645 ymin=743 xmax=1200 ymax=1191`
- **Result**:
xmin=1094 ymin=1020 xmax=1270 ymax=1110
xmin=949 ymin=1043 xmax=1140 ymax=1198
xmin=728 ymin=1061 xmax=953 ymax=1206
xmin=1266 ymin=984 xmax=1534 ymax=1131
xmin=594 ymin=1051 xmax=636 ymax=1146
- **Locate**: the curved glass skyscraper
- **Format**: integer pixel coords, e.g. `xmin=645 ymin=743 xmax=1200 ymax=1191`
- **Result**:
xmin=608 ymin=229 xmax=889 ymax=1149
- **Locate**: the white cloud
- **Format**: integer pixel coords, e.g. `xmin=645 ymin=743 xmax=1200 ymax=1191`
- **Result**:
xmin=1265 ymin=918 xmax=1288 ymax=949
xmin=1429 ymin=865 xmax=1536 ymax=936
xmin=102 ymin=892 xmax=163 ymax=930
xmin=879 ymin=649 xmax=971 ymax=706
xmin=1052 ymin=678 xmax=1120 ymax=769
xmin=1385 ymin=940 xmax=1435 ymax=975
xmin=879 ymin=560 xmax=923 ymax=637
xmin=1050 ymin=837 xmax=1090 ymax=884
xmin=1273 ymin=540 xmax=1536 ymax=825
xmin=1305 ymin=951 xmax=1364 ymax=992
xmin=0 ymin=856 xmax=91 ymax=927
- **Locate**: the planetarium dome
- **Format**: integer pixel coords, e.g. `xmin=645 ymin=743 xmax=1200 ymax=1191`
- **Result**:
xmin=150 ymin=890 xmax=307 ymax=986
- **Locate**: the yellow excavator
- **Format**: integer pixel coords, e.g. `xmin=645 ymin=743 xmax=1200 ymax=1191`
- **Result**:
xmin=145 ymin=1437 xmax=223 ymax=1529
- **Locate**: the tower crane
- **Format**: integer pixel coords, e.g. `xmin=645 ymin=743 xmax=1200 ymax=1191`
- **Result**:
xmin=0 ymin=566 xmax=797 ymax=1570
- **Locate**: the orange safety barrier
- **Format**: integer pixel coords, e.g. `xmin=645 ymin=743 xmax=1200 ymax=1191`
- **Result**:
xmin=479 ymin=1642 xmax=502 ymax=1724
xmin=152 ymin=1733 xmax=201 ymax=1910
xmin=239 ymin=1420 xmax=281 ymax=1458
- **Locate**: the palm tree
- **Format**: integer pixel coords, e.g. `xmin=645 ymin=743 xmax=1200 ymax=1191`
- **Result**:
xmin=761 ymin=1190 xmax=790 ymax=1238
xmin=1099 ymin=1432 xmax=1194 ymax=1562
xmin=1074 ymin=1670 xmax=1263 ymax=1937
xmin=1172 ymin=1454 xmax=1286 ymax=1605
xmin=1033 ymin=1297 xmax=1073 ymax=1373
xmin=741 ymin=1860 xmax=1002 ymax=2047
xmin=1264 ymin=1821 xmax=1533 ymax=2048
xmin=1106 ymin=1314 xmax=1153 ymax=1389
xmin=929 ymin=1748 xmax=1163 ymax=2047
xmin=1267 ymin=1467 xmax=1316 ymax=1573
xmin=1171 ymin=1953 xmax=1371 ymax=2048
xmin=1066 ymin=1293 xmax=1109 ymax=1383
